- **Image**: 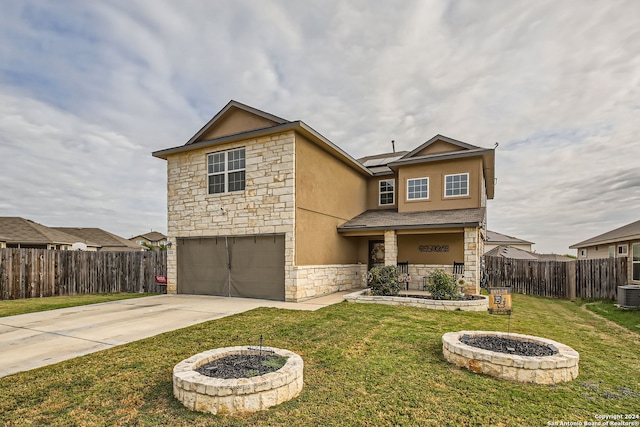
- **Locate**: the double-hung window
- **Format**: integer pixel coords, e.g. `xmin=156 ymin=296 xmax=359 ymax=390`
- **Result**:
xmin=633 ymin=243 xmax=640 ymax=282
xmin=444 ymin=173 xmax=469 ymax=197
xmin=207 ymin=147 xmax=245 ymax=194
xmin=407 ymin=177 xmax=429 ymax=200
xmin=379 ymin=179 xmax=395 ymax=206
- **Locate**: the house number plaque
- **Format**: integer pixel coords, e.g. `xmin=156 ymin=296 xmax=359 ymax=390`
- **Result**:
xmin=418 ymin=245 xmax=449 ymax=253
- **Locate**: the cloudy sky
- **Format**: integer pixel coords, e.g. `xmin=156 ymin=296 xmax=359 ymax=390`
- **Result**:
xmin=0 ymin=0 xmax=638 ymax=254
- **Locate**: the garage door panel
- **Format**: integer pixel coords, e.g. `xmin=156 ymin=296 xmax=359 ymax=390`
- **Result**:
xmin=177 ymin=238 xmax=227 ymax=295
xmin=229 ymin=235 xmax=285 ymax=300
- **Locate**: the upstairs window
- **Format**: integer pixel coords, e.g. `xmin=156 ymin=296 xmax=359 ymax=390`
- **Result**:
xmin=407 ymin=177 xmax=429 ymax=200
xmin=444 ymin=173 xmax=469 ymax=197
xmin=208 ymin=147 xmax=245 ymax=194
xmin=379 ymin=179 xmax=395 ymax=206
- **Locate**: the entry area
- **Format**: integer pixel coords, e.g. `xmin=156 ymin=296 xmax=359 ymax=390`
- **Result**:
xmin=177 ymin=235 xmax=285 ymax=301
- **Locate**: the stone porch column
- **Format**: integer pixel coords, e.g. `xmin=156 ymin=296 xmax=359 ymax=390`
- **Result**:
xmin=384 ymin=229 xmax=398 ymax=266
xmin=463 ymin=227 xmax=482 ymax=294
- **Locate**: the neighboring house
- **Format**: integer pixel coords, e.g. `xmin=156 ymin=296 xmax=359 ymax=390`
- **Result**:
xmin=152 ymin=100 xmax=496 ymax=301
xmin=0 ymin=235 xmax=7 ymax=248
xmin=130 ymin=231 xmax=167 ymax=249
xmin=569 ymin=219 xmax=640 ymax=286
xmin=484 ymin=230 xmax=533 ymax=253
xmin=0 ymin=217 xmax=100 ymax=250
xmin=54 ymin=228 xmax=144 ymax=252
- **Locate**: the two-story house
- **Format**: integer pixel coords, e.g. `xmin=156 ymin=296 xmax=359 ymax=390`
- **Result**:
xmin=152 ymin=101 xmax=495 ymax=302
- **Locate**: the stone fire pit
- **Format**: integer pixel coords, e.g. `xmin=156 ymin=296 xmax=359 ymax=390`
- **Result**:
xmin=442 ymin=331 xmax=579 ymax=384
xmin=173 ymin=346 xmax=303 ymax=415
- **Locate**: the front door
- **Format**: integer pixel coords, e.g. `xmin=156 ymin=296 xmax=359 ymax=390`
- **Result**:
xmin=368 ymin=240 xmax=385 ymax=270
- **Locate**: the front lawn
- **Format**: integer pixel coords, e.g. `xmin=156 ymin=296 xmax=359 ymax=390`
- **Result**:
xmin=1 ymin=294 xmax=638 ymax=426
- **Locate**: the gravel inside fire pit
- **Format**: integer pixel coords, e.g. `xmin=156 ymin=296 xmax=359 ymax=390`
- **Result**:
xmin=460 ymin=334 xmax=558 ymax=356
xmin=195 ymin=354 xmax=288 ymax=379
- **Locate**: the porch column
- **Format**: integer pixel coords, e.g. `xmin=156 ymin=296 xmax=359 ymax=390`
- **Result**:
xmin=384 ymin=229 xmax=398 ymax=266
xmin=463 ymin=227 xmax=482 ymax=294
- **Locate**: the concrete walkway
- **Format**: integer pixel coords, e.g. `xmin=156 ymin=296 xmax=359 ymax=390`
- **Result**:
xmin=0 ymin=292 xmax=349 ymax=378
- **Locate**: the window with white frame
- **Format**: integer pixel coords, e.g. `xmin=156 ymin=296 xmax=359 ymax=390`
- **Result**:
xmin=618 ymin=245 xmax=628 ymax=256
xmin=379 ymin=179 xmax=395 ymax=205
xmin=609 ymin=246 xmax=615 ymax=258
xmin=580 ymin=248 xmax=587 ymax=258
xmin=444 ymin=173 xmax=469 ymax=197
xmin=633 ymin=243 xmax=640 ymax=282
xmin=207 ymin=147 xmax=245 ymax=194
xmin=407 ymin=177 xmax=429 ymax=200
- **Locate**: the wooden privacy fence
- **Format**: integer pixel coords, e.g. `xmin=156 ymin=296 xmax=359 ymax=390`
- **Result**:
xmin=0 ymin=248 xmax=167 ymax=300
xmin=483 ymin=256 xmax=627 ymax=300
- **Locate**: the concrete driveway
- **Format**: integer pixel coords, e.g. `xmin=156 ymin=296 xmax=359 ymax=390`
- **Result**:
xmin=0 ymin=292 xmax=348 ymax=378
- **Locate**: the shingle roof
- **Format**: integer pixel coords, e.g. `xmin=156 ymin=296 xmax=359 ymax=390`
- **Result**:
xmin=486 ymin=230 xmax=533 ymax=245
xmin=0 ymin=217 xmax=86 ymax=245
xmin=53 ymin=228 xmax=142 ymax=251
xmin=484 ymin=245 xmax=538 ymax=260
xmin=131 ymin=231 xmax=167 ymax=242
xmin=337 ymin=208 xmax=485 ymax=232
xmin=569 ymin=219 xmax=640 ymax=248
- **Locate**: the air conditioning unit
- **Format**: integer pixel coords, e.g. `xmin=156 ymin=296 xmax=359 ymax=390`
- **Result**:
xmin=618 ymin=286 xmax=640 ymax=308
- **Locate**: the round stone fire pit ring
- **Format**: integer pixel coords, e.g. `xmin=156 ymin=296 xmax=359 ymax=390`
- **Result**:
xmin=442 ymin=331 xmax=579 ymax=384
xmin=173 ymin=346 xmax=303 ymax=415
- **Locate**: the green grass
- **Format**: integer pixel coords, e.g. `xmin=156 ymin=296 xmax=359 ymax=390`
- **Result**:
xmin=581 ymin=299 xmax=640 ymax=333
xmin=0 ymin=293 xmax=154 ymax=318
xmin=1 ymin=294 xmax=639 ymax=426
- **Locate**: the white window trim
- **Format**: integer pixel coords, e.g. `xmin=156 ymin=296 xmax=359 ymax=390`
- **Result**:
xmin=444 ymin=173 xmax=470 ymax=198
xmin=618 ymin=244 xmax=628 ymax=256
xmin=406 ymin=177 xmax=429 ymax=201
xmin=609 ymin=245 xmax=615 ymax=258
xmin=379 ymin=179 xmax=395 ymax=206
xmin=207 ymin=147 xmax=246 ymax=195
xmin=580 ymin=248 xmax=587 ymax=258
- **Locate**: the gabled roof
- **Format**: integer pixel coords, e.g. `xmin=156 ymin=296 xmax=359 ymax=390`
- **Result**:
xmin=185 ymin=100 xmax=290 ymax=146
xmin=569 ymin=219 xmax=640 ymax=248
xmin=484 ymin=245 xmax=538 ymax=260
xmin=337 ymin=208 xmax=485 ymax=232
xmin=131 ymin=231 xmax=167 ymax=242
xmin=485 ymin=230 xmax=533 ymax=245
xmin=401 ymin=134 xmax=480 ymax=158
xmin=53 ymin=228 xmax=142 ymax=251
xmin=0 ymin=217 xmax=92 ymax=246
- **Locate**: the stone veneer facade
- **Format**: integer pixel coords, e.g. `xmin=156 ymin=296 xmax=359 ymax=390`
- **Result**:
xmin=166 ymin=131 xmax=298 ymax=300
xmin=292 ymin=264 xmax=368 ymax=301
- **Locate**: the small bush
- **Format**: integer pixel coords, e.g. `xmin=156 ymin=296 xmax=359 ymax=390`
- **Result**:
xmin=367 ymin=265 xmax=402 ymax=296
xmin=426 ymin=269 xmax=460 ymax=300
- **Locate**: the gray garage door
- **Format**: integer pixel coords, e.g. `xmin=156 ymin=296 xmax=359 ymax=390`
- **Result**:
xmin=177 ymin=235 xmax=285 ymax=301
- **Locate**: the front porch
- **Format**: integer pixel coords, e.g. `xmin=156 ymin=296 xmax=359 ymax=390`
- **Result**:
xmin=337 ymin=208 xmax=486 ymax=294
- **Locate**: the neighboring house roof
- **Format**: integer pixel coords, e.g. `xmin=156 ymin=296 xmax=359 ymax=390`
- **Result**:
xmin=485 ymin=245 xmax=573 ymax=262
xmin=53 ymin=227 xmax=142 ymax=251
xmin=131 ymin=231 xmax=167 ymax=242
xmin=569 ymin=219 xmax=640 ymax=248
xmin=485 ymin=230 xmax=534 ymax=245
xmin=484 ymin=245 xmax=538 ymax=260
xmin=338 ymin=208 xmax=485 ymax=232
xmin=0 ymin=217 xmax=93 ymax=246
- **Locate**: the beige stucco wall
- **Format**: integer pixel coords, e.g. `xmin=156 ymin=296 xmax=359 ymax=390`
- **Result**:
xmin=397 ymin=157 xmax=483 ymax=213
xmin=200 ymin=109 xmax=279 ymax=141
xmin=397 ymin=233 xmax=464 ymax=265
xmin=413 ymin=140 xmax=463 ymax=156
xmin=295 ymin=134 xmax=368 ymax=265
xmin=165 ymin=131 xmax=297 ymax=299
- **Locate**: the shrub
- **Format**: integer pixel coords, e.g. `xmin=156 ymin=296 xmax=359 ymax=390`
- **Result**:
xmin=367 ymin=265 xmax=402 ymax=296
xmin=426 ymin=269 xmax=460 ymax=300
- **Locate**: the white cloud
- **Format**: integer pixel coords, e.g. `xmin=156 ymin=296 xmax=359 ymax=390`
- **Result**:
xmin=0 ymin=0 xmax=638 ymax=252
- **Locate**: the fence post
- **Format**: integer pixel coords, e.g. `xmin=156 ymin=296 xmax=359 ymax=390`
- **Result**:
xmin=566 ymin=260 xmax=576 ymax=300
